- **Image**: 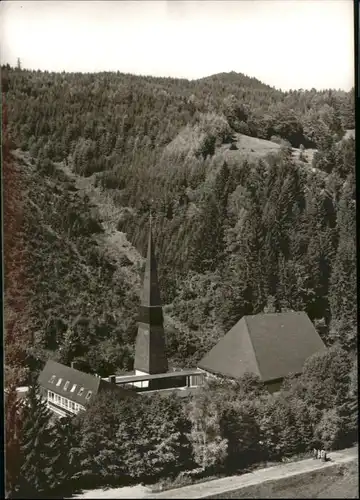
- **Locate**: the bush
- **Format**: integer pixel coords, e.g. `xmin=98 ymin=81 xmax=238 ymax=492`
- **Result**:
xmin=270 ymin=135 xmax=291 ymax=148
xmin=100 ymin=171 xmax=126 ymax=190
xmin=259 ymin=395 xmax=302 ymax=460
xmin=314 ymin=408 xmax=343 ymax=450
xmin=83 ymin=216 xmax=104 ymax=235
xmin=187 ymin=388 xmax=228 ymax=472
xmin=38 ymin=158 xmax=56 ymax=175
xmin=301 ymin=346 xmax=351 ymax=410
xmin=220 ymin=402 xmax=263 ymax=470
xmin=236 ymin=121 xmax=251 ymax=135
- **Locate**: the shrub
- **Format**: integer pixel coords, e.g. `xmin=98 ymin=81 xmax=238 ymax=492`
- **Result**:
xmin=38 ymin=158 xmax=56 ymax=175
xmin=236 ymin=121 xmax=251 ymax=135
xmin=220 ymin=401 xmax=263 ymax=470
xmin=187 ymin=383 xmax=228 ymax=472
xmin=101 ymin=171 xmax=126 ymax=190
xmin=270 ymin=135 xmax=291 ymax=148
xmin=301 ymin=346 xmax=352 ymax=411
xmin=118 ymin=394 xmax=194 ymax=483
xmin=291 ymin=397 xmax=315 ymax=451
xmin=259 ymin=395 xmax=302 ymax=460
xmin=314 ymin=408 xmax=343 ymax=450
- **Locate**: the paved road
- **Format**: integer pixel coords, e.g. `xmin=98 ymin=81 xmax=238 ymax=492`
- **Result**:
xmin=73 ymin=447 xmax=358 ymax=499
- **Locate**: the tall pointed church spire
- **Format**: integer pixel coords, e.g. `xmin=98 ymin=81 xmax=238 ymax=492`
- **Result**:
xmin=140 ymin=210 xmax=161 ymax=307
xmin=134 ymin=213 xmax=168 ymax=375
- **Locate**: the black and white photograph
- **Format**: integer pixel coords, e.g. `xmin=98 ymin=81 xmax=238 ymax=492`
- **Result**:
xmin=1 ymin=0 xmax=357 ymax=498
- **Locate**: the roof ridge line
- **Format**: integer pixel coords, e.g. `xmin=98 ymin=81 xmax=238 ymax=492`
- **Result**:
xmin=50 ymin=359 xmax=96 ymax=379
xmin=243 ymin=316 xmax=263 ymax=380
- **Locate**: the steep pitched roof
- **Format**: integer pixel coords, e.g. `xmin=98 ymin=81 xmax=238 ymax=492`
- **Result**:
xmin=38 ymin=360 xmax=136 ymax=405
xmin=198 ymin=311 xmax=326 ymax=383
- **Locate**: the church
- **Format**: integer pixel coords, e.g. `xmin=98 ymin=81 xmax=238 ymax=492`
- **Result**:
xmin=37 ymin=221 xmax=326 ymax=417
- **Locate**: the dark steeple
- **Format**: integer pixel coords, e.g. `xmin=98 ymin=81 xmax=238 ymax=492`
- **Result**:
xmin=140 ymin=213 xmax=161 ymax=307
xmin=134 ymin=215 xmax=168 ymax=375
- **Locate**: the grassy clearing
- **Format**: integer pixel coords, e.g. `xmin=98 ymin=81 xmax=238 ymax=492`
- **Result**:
xmin=218 ymin=133 xmax=317 ymax=167
xmin=219 ymin=133 xmax=281 ymax=160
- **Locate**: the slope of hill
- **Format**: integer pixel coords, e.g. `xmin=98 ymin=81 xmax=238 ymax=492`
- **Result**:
xmin=2 ymin=67 xmax=356 ymax=383
xmin=4 ymin=148 xmax=142 ymax=383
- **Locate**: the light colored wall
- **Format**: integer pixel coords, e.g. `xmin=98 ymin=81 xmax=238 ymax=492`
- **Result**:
xmin=199 ymin=370 xmax=283 ymax=394
xmin=134 ymin=370 xmax=149 ymax=388
xmin=189 ymin=373 xmax=205 ymax=387
xmin=46 ymin=390 xmax=85 ymax=416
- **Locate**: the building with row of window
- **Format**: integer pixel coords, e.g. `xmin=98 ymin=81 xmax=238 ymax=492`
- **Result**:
xmin=38 ymin=359 xmax=136 ymax=418
xmin=37 ymin=218 xmax=326 ymax=417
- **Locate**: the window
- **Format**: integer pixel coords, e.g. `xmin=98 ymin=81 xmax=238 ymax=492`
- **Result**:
xmin=48 ymin=375 xmax=56 ymax=384
xmin=70 ymin=384 xmax=77 ymax=393
xmin=85 ymin=391 xmax=92 ymax=400
xmin=64 ymin=399 xmax=68 ymax=408
xmin=64 ymin=381 xmax=70 ymax=391
xmin=78 ymin=387 xmax=84 ymax=396
xmin=56 ymin=378 xmax=63 ymax=387
xmin=47 ymin=391 xmax=54 ymax=400
xmin=70 ymin=401 xmax=75 ymax=410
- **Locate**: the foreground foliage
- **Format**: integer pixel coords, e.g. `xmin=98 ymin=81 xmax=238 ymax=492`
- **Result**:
xmin=5 ymin=346 xmax=357 ymax=496
xmin=5 ymin=381 xmax=75 ymax=498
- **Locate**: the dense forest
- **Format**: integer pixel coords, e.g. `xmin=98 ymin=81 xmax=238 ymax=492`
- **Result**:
xmin=2 ymin=66 xmax=356 ymax=387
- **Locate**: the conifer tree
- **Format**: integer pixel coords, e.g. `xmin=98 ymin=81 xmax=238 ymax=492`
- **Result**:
xmin=50 ymin=416 xmax=80 ymax=496
xmin=189 ymin=161 xmax=232 ymax=273
xmin=71 ymin=392 xmax=123 ymax=488
xmin=5 ymin=386 xmax=22 ymax=497
xmin=342 ymin=356 xmax=358 ymax=444
xmin=189 ymin=194 xmax=221 ymax=273
xmin=16 ymin=380 xmax=57 ymax=498
xmin=328 ymin=174 xmax=356 ymax=350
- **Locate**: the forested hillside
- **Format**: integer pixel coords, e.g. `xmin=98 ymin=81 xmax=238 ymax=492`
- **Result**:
xmin=2 ymin=66 xmax=356 ymax=385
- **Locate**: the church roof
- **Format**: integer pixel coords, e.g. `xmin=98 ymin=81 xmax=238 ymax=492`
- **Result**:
xmin=198 ymin=311 xmax=326 ymax=383
xmin=38 ymin=360 xmax=136 ymax=405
